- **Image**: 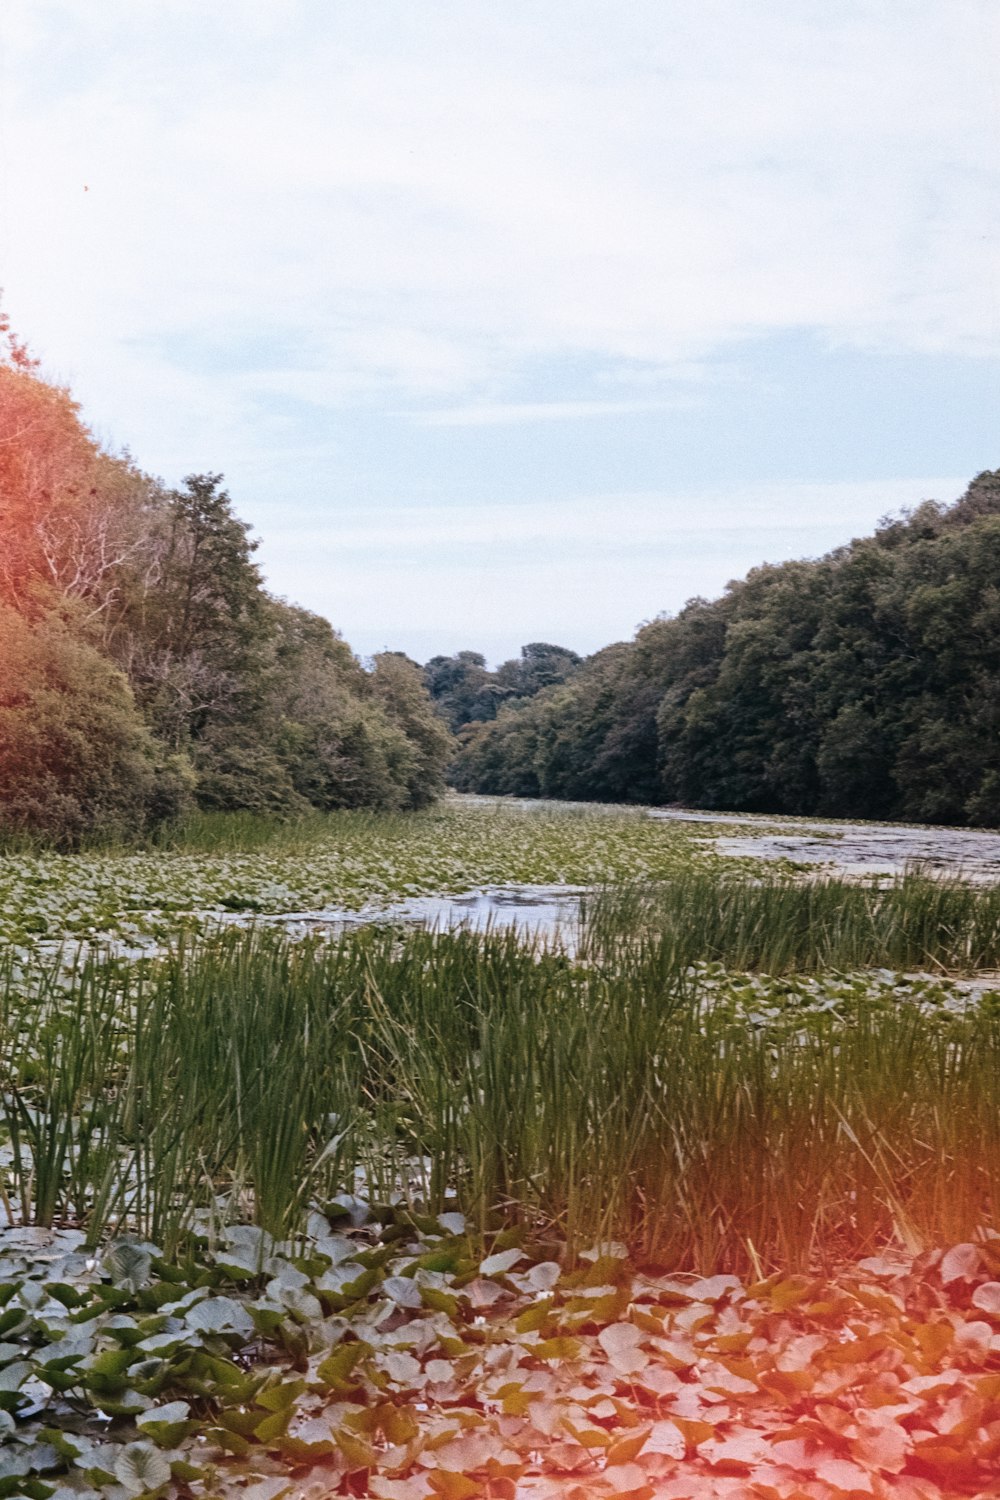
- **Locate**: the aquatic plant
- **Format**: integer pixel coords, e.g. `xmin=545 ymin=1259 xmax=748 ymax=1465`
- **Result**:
xmin=2 ymin=923 xmax=998 ymax=1272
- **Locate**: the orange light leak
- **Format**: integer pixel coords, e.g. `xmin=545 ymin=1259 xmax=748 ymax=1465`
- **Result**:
xmin=0 ymin=358 xmax=102 ymax=616
xmin=214 ymin=1237 xmax=998 ymax=1499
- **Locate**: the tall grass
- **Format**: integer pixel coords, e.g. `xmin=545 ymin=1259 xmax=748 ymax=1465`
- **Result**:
xmin=150 ymin=796 xmax=650 ymax=855
xmin=150 ymin=806 xmax=422 ymax=854
xmin=1 ymin=910 xmax=999 ymax=1273
xmin=582 ymin=867 xmax=1000 ymax=974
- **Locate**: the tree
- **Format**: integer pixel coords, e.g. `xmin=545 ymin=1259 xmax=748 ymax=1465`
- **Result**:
xmin=109 ymin=472 xmax=277 ymax=806
xmin=0 ymin=327 xmax=464 ymax=833
xmin=453 ymin=471 xmax=1000 ymax=826
xmin=0 ymin=604 xmax=192 ymax=848
xmin=495 ymin=641 xmax=582 ymax=698
xmin=370 ymin=653 xmax=454 ymax=807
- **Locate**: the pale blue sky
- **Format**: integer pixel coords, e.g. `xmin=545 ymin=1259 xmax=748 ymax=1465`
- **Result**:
xmin=2 ymin=0 xmax=997 ymax=662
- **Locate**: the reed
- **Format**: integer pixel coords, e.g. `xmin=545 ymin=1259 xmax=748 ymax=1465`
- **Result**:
xmin=582 ymin=866 xmax=1000 ymax=974
xmin=1 ymin=899 xmax=998 ymax=1273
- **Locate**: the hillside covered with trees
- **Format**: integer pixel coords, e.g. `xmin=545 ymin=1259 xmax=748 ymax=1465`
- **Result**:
xmin=451 ymin=471 xmax=1000 ymax=827
xmin=0 ymin=317 xmax=452 ymax=846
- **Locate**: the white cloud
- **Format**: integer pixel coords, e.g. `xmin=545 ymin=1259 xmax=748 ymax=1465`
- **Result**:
xmin=265 ymin=478 xmax=966 ymax=556
xmin=412 ymin=399 xmax=694 ymax=427
xmin=2 ymin=0 xmax=998 ymax=440
xmin=0 ymin=3 xmax=993 ymax=663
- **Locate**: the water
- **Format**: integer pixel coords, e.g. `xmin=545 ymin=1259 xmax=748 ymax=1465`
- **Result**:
xmin=207 ymin=806 xmax=1000 ymax=953
xmin=38 ymin=803 xmax=1000 ymax=969
xmin=213 ymin=882 xmax=588 ymax=950
xmin=651 ymin=808 xmax=1000 ymax=881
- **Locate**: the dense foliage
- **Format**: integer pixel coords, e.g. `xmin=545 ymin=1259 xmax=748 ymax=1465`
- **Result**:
xmin=423 ymin=641 xmax=581 ymax=732
xmin=453 ymin=472 xmax=1000 ymax=824
xmin=0 ymin=327 xmax=451 ymax=844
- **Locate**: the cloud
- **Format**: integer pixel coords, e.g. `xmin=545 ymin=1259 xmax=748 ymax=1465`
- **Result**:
xmin=412 ymin=399 xmax=694 ymax=427
xmin=0 ymin=2 xmax=993 ymax=666
xmin=3 ymin=0 xmax=998 ymax=438
xmin=266 ymin=477 xmax=966 ymax=556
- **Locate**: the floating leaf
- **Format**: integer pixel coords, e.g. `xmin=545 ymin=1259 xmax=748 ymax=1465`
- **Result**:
xmin=316 ymin=1342 xmax=364 ymax=1390
xmin=113 ymin=1441 xmax=171 ymax=1495
xmin=941 ymin=1242 xmax=981 ymax=1284
xmin=479 ymin=1249 xmax=523 ymax=1277
xmin=383 ymin=1276 xmax=423 ymax=1308
xmin=103 ymin=1242 xmax=152 ymax=1293
xmin=437 ymin=1213 xmax=465 ymax=1235
xmin=597 ymin=1322 xmax=648 ymax=1375
xmin=241 ymin=1479 xmax=294 ymax=1500
xmin=0 ymin=1361 xmax=31 ymax=1393
xmin=136 ymin=1400 xmax=193 ymax=1447
xmin=185 ymin=1296 xmax=254 ymax=1336
xmin=971 ymin=1280 xmax=1000 ymax=1317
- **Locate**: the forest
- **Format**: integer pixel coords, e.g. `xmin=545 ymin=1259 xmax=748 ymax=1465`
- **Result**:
xmin=0 ymin=319 xmax=452 ymax=847
xmin=442 ymin=470 xmax=1000 ymax=826
xmin=5 ymin=303 xmax=1000 ymax=842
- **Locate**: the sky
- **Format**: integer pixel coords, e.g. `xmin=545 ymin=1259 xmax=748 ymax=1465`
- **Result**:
xmin=1 ymin=1 xmax=998 ymax=665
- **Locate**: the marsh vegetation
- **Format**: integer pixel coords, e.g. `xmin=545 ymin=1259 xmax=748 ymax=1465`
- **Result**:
xmin=1 ymin=799 xmax=1000 ymax=1497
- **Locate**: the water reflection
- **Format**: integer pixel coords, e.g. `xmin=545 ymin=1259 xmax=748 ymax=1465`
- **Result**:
xmin=219 ymin=883 xmax=588 ymax=950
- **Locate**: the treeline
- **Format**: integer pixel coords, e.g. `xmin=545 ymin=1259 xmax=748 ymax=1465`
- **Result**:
xmin=0 ymin=321 xmax=451 ymax=846
xmin=449 ymin=471 xmax=1000 ymax=826
xmin=423 ymin=641 xmax=582 ymax=732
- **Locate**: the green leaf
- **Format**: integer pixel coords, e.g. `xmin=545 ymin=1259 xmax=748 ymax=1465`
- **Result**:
xmin=203 ymin=1425 xmax=250 ymax=1456
xmin=45 ymin=1286 xmax=84 ymax=1311
xmin=169 ymin=1459 xmax=205 ymax=1483
xmin=421 ymin=1287 xmax=459 ymax=1317
xmin=248 ymin=1302 xmax=285 ymax=1336
xmin=114 ymin=1441 xmax=172 ymax=1495
xmin=103 ymin=1314 xmax=143 ymax=1348
xmin=255 ymin=1378 xmax=305 ymax=1414
xmin=275 ymin=1286 xmax=322 ymax=1322
xmin=81 ymin=1347 xmax=133 ymax=1394
xmin=215 ymin=1407 xmax=260 ymax=1439
xmin=316 ymin=1342 xmax=364 ymax=1391
xmin=136 ymin=1400 xmax=194 ymax=1448
xmin=185 ymin=1297 xmax=254 ymax=1337
xmin=18 ymin=1481 xmax=57 ymax=1500
xmin=96 ymin=1390 xmax=152 ymax=1417
xmin=103 ymin=1242 xmax=152 ymax=1293
xmin=36 ymin=1430 xmax=82 ymax=1462
xmin=533 ymin=1336 xmax=583 ymax=1361
xmin=254 ymin=1408 xmax=293 ymax=1444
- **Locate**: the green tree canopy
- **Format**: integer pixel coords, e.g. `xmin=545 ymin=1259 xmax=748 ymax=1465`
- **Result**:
xmin=453 ymin=472 xmax=1000 ymax=826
